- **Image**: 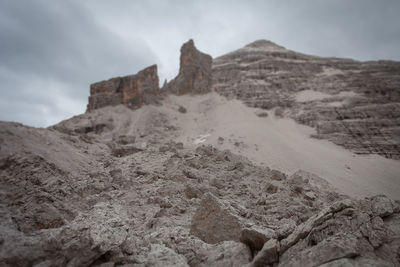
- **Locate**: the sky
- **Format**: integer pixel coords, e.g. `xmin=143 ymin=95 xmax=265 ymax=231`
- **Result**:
xmin=1 ymin=0 xmax=400 ymax=127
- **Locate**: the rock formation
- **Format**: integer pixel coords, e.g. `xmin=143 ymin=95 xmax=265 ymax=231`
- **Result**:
xmin=212 ymin=40 xmax=400 ymax=159
xmin=87 ymin=64 xmax=160 ymax=111
xmin=164 ymin=39 xmax=213 ymax=95
xmin=87 ymin=39 xmax=212 ymax=112
xmin=1 ymin=39 xmax=400 ymax=266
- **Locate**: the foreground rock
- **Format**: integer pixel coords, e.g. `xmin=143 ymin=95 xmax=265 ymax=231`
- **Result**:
xmin=190 ymin=193 xmax=241 ymax=244
xmin=240 ymin=227 xmax=276 ymax=252
xmin=279 ymin=197 xmax=400 ymax=266
xmin=246 ymin=238 xmax=279 ymax=267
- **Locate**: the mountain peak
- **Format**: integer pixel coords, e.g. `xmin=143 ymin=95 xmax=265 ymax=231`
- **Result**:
xmin=244 ymin=39 xmax=286 ymax=50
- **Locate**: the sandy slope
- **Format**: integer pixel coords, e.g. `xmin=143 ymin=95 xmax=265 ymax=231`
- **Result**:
xmin=162 ymin=93 xmax=400 ymax=200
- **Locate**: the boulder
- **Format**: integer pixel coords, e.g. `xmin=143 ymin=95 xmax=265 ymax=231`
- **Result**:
xmin=239 ymin=227 xmax=276 ymax=251
xmin=190 ymin=193 xmax=241 ymax=244
xmin=371 ymin=195 xmax=394 ymax=217
xmin=246 ymin=238 xmax=279 ymax=267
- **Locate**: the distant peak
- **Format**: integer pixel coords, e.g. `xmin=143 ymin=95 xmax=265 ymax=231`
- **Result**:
xmin=245 ymin=39 xmax=286 ymax=50
xmin=183 ymin=39 xmax=195 ymax=48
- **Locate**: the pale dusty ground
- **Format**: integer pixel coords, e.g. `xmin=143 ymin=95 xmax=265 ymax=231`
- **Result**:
xmin=162 ymin=93 xmax=400 ymax=200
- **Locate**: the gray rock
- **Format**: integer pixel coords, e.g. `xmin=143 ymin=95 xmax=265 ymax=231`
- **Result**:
xmin=276 ymin=218 xmax=297 ymax=239
xmin=164 ymin=39 xmax=212 ymax=95
xmin=270 ymin=169 xmax=287 ymax=181
xmin=247 ymin=238 xmax=279 ymax=267
xmin=190 ymin=193 xmax=242 ymax=244
xmin=196 ymin=241 xmax=252 ymax=267
xmin=280 ymin=235 xmax=360 ymax=266
xmin=239 ymin=227 xmax=276 ymax=251
xmin=88 ymin=65 xmax=160 ymax=111
xmin=146 ymin=244 xmax=188 ymax=267
xmin=371 ymin=195 xmax=394 ymax=217
xmin=280 ymin=199 xmax=353 ymax=253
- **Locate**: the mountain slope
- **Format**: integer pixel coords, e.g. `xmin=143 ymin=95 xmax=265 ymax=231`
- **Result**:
xmin=1 ymin=39 xmax=400 ymax=266
xmin=1 ymin=97 xmax=400 ymax=266
xmin=213 ymin=40 xmax=400 ymax=159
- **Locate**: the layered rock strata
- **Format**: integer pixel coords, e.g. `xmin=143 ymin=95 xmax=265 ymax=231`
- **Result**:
xmin=212 ymin=40 xmax=400 ymax=159
xmin=87 ymin=39 xmax=212 ymax=112
xmin=87 ymin=64 xmax=160 ymax=111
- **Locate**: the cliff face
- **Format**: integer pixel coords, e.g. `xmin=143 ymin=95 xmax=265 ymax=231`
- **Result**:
xmin=164 ymin=39 xmax=213 ymax=95
xmin=87 ymin=39 xmax=212 ymax=111
xmin=212 ymin=40 xmax=400 ymax=159
xmin=87 ymin=64 xmax=160 ymax=111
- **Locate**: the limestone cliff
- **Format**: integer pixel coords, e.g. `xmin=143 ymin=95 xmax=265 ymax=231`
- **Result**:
xmin=164 ymin=39 xmax=213 ymax=95
xmin=87 ymin=64 xmax=160 ymax=111
xmin=87 ymin=39 xmax=212 ymax=111
xmin=212 ymin=40 xmax=400 ymax=159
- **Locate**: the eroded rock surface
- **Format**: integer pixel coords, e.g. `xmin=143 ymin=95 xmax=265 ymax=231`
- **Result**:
xmin=87 ymin=64 xmax=160 ymax=111
xmin=212 ymin=40 xmax=400 ymax=159
xmin=279 ymin=196 xmax=400 ymax=266
xmin=1 ymin=107 xmax=399 ymax=266
xmin=164 ymin=39 xmax=213 ymax=95
xmin=190 ymin=192 xmax=242 ymax=244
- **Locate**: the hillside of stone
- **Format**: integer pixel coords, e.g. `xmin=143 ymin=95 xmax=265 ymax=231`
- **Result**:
xmin=1 ymin=39 xmax=400 ymax=266
xmin=213 ymin=40 xmax=400 ymax=159
xmin=1 ymin=99 xmax=400 ymax=266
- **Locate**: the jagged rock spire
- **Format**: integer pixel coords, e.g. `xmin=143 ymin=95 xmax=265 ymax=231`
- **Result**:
xmin=165 ymin=39 xmax=213 ymax=95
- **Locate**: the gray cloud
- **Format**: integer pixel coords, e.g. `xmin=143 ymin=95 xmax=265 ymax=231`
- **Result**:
xmin=0 ymin=0 xmax=158 ymax=126
xmin=1 ymin=0 xmax=399 ymax=127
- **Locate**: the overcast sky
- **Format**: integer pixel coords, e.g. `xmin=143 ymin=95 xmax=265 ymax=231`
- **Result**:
xmin=1 ymin=0 xmax=399 ymax=127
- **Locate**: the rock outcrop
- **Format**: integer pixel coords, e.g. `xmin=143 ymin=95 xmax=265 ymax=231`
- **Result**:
xmin=87 ymin=39 xmax=212 ymax=112
xmin=87 ymin=64 xmax=160 ymax=111
xmin=212 ymin=40 xmax=400 ymax=159
xmin=164 ymin=39 xmax=213 ymax=95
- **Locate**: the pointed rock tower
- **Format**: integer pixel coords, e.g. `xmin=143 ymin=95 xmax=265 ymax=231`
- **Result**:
xmin=165 ymin=39 xmax=213 ymax=95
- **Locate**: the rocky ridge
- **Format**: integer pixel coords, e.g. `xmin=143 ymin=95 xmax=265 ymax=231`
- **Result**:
xmin=87 ymin=39 xmax=213 ymax=112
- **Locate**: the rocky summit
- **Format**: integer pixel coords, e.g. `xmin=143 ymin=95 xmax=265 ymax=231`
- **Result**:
xmin=1 ymin=39 xmax=400 ymax=267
